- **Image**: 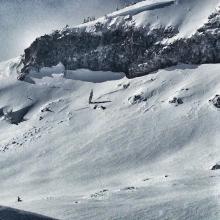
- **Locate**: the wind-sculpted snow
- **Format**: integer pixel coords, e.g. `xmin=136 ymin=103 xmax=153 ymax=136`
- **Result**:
xmin=3 ymin=103 xmax=36 ymax=125
xmin=109 ymin=0 xmax=175 ymax=18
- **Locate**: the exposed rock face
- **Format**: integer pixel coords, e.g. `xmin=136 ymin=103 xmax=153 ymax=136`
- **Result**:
xmin=128 ymin=92 xmax=147 ymax=105
xmin=130 ymin=9 xmax=220 ymax=77
xmin=21 ymin=9 xmax=220 ymax=78
xmin=211 ymin=164 xmax=220 ymax=170
xmin=169 ymin=97 xmax=183 ymax=106
xmin=209 ymin=95 xmax=220 ymax=108
xmin=3 ymin=104 xmax=35 ymax=125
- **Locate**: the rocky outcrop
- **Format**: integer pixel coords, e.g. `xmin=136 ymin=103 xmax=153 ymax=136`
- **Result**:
xmin=20 ymin=9 xmax=220 ymax=78
xmin=211 ymin=164 xmax=220 ymax=170
xmin=130 ymin=9 xmax=220 ymax=77
xmin=209 ymin=95 xmax=220 ymax=108
xmin=169 ymin=97 xmax=183 ymax=106
xmin=3 ymin=104 xmax=35 ymax=125
xmin=128 ymin=92 xmax=147 ymax=105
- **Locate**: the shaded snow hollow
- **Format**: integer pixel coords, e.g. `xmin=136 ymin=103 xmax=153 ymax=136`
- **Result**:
xmin=29 ymin=62 xmax=125 ymax=83
xmin=0 ymin=206 xmax=56 ymax=220
xmin=0 ymin=59 xmax=220 ymax=219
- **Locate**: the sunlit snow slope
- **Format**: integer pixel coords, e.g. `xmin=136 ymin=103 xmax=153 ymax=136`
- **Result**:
xmin=78 ymin=0 xmax=219 ymax=39
xmin=1 ymin=0 xmax=220 ymax=219
xmin=0 ymin=58 xmax=220 ymax=219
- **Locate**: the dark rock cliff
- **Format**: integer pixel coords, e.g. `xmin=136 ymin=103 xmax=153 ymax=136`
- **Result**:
xmin=21 ymin=9 xmax=220 ymax=78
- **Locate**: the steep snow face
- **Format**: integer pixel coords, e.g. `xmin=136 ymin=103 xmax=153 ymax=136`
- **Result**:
xmin=133 ymin=0 xmax=219 ymax=39
xmin=79 ymin=0 xmax=219 ymax=39
xmin=1 ymin=59 xmax=220 ymax=219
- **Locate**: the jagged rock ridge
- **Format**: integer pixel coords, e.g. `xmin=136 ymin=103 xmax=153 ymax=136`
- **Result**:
xmin=21 ymin=1 xmax=220 ymax=78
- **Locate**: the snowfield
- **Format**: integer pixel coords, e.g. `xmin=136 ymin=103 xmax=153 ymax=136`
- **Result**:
xmin=1 ymin=0 xmax=220 ymax=219
xmin=0 ymin=58 xmax=220 ymax=219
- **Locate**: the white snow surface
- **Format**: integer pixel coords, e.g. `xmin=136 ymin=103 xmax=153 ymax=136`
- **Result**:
xmin=0 ymin=58 xmax=220 ymax=219
xmin=76 ymin=0 xmax=220 ymax=40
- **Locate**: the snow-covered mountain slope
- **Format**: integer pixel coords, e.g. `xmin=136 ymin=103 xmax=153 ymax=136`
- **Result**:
xmin=1 ymin=58 xmax=220 ymax=219
xmin=20 ymin=0 xmax=220 ymax=78
xmin=80 ymin=0 xmax=218 ymax=39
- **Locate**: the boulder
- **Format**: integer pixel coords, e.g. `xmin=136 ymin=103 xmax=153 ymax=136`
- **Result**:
xmin=209 ymin=95 xmax=220 ymax=108
xmin=169 ymin=97 xmax=183 ymax=105
xmin=128 ymin=93 xmax=147 ymax=105
xmin=211 ymin=164 xmax=220 ymax=170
